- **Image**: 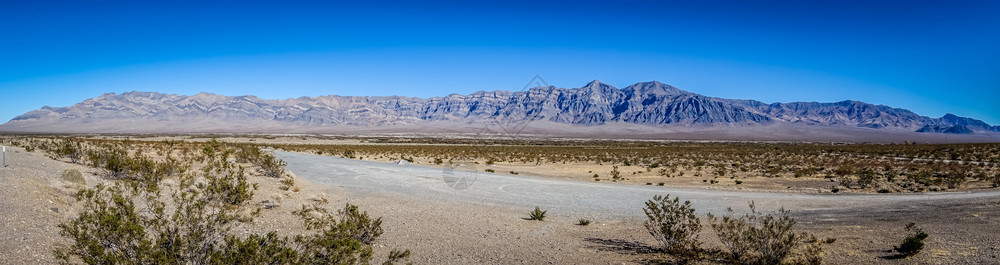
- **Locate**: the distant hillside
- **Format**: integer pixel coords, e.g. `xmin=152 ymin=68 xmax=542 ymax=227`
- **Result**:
xmin=2 ymin=80 xmax=997 ymax=140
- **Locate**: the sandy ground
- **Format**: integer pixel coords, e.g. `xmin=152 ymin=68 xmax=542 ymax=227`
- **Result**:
xmin=1 ymin=146 xmax=998 ymax=264
xmin=278 ymin=151 xmax=1000 ymax=264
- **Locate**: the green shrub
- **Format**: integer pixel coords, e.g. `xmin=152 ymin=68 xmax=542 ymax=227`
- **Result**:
xmin=894 ymin=222 xmax=928 ymax=257
xmin=256 ymin=151 xmax=287 ymax=178
xmin=643 ymin=194 xmax=702 ymax=260
xmin=856 ymin=168 xmax=876 ymax=189
xmin=707 ymin=202 xmax=801 ymax=265
xmin=577 ymin=219 xmax=591 ymax=226
xmin=528 ymin=206 xmax=547 ymax=221
xmin=54 ymin=139 xmax=84 ymax=164
xmin=55 ymin=142 xmax=410 ymax=265
xmin=944 ymin=171 xmax=965 ymax=189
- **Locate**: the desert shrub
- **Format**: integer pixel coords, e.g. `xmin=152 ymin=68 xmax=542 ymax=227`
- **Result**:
xmin=894 ymin=222 xmax=928 ymax=257
xmin=528 ymin=206 xmax=547 ymax=221
xmin=611 ymin=166 xmax=621 ymax=180
xmin=280 ymin=176 xmax=295 ymax=190
xmin=838 ymin=176 xmax=855 ymax=189
xmin=992 ymin=173 xmax=1000 ymax=188
xmin=54 ymin=139 xmax=85 ymax=164
xmin=86 ymin=145 xmax=129 ymax=179
xmin=911 ymin=170 xmax=934 ymax=186
xmin=944 ymin=171 xmax=965 ymax=189
xmin=56 ymin=142 xmax=410 ymax=265
xmin=856 ymin=168 xmax=876 ymax=189
xmin=884 ymin=169 xmax=898 ymax=183
xmin=707 ymin=202 xmax=801 ymax=265
xmin=55 ymin=161 xmax=253 ymax=264
xmin=256 ymin=151 xmax=287 ymax=178
xmin=85 ymin=144 xmax=171 ymax=186
xmin=234 ymin=145 xmax=263 ymax=163
xmin=793 ymin=235 xmax=826 ymax=265
xmin=643 ymin=194 xmax=702 ymax=260
xmin=578 ymin=219 xmax=591 ymax=226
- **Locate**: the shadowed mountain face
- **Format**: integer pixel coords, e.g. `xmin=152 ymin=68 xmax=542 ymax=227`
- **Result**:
xmin=2 ymin=80 xmax=997 ymax=135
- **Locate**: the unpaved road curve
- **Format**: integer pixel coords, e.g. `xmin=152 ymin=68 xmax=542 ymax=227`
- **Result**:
xmin=278 ymin=151 xmax=1000 ymax=219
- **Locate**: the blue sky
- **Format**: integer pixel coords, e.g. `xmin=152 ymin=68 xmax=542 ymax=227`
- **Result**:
xmin=1 ymin=0 xmax=998 ymax=124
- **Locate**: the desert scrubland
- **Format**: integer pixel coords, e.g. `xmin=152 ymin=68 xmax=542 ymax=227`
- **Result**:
xmin=0 ymin=135 xmax=997 ymax=264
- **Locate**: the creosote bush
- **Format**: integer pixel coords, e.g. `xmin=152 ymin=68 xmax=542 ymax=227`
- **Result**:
xmin=54 ymin=138 xmax=410 ymax=265
xmin=706 ymin=202 xmax=821 ymax=265
xmin=894 ymin=222 xmax=929 ymax=257
xmin=643 ymin=194 xmax=702 ymax=260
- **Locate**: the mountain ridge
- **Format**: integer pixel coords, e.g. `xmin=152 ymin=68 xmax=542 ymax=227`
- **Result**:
xmin=3 ymin=80 xmax=998 ymax=138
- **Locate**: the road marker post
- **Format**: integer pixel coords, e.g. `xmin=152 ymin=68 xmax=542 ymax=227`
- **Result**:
xmin=2 ymin=146 xmax=6 ymax=167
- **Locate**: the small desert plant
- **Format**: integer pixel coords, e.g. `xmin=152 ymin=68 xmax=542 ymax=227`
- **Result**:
xmin=944 ymin=171 xmax=965 ymax=189
xmin=611 ymin=166 xmax=621 ymax=180
xmin=577 ymin=219 xmax=591 ymax=226
xmin=857 ymin=168 xmax=876 ymax=189
xmin=643 ymin=194 xmax=702 ymax=260
xmin=707 ymin=202 xmax=802 ymax=265
xmin=279 ymin=176 xmax=295 ymax=191
xmin=893 ymin=222 xmax=929 ymax=257
xmin=54 ymin=139 xmax=84 ymax=164
xmin=528 ymin=206 xmax=547 ymax=221
xmin=509 ymin=171 xmax=518 ymax=175
xmin=485 ymin=168 xmax=495 ymax=173
xmin=256 ymin=151 xmax=287 ymax=178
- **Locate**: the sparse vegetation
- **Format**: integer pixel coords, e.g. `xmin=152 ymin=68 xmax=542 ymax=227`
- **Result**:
xmin=893 ymin=222 xmax=929 ymax=257
xmin=528 ymin=206 xmax=547 ymax=221
xmin=45 ymin=137 xmax=410 ymax=265
xmin=577 ymin=219 xmax=591 ymax=226
xmin=643 ymin=195 xmax=702 ymax=260
xmin=266 ymin=139 xmax=1000 ymax=193
xmin=707 ymin=202 xmax=819 ymax=265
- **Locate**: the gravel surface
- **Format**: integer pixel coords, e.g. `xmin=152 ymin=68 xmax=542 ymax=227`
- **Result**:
xmin=1 ymin=147 xmax=996 ymax=264
xmin=279 ymin=151 xmax=1000 ymax=264
xmin=277 ymin=151 xmax=1000 ymax=218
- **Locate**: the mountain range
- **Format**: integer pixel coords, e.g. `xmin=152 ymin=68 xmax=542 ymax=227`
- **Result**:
xmin=2 ymin=80 xmax=997 ymax=141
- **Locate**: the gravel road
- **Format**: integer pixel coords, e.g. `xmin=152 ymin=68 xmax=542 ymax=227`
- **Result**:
xmin=277 ymin=151 xmax=1000 ymax=219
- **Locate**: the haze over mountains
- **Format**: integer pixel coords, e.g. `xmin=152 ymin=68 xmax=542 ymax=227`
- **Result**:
xmin=2 ymin=80 xmax=997 ymax=141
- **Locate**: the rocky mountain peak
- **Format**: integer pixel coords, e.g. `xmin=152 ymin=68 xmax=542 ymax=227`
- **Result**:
xmin=1 ymin=81 xmax=996 ymax=136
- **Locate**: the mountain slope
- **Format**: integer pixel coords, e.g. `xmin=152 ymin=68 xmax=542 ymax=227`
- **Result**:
xmin=2 ymin=80 xmax=997 ymax=137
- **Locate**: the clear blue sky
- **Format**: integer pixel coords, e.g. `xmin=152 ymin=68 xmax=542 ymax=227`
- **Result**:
xmin=1 ymin=0 xmax=998 ymax=124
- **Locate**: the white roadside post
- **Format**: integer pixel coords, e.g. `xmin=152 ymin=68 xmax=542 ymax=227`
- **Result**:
xmin=2 ymin=145 xmax=5 ymax=168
